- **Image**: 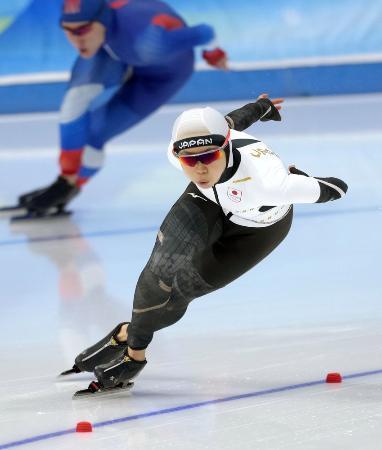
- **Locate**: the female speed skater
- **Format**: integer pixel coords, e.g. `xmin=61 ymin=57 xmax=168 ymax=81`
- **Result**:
xmin=59 ymin=95 xmax=348 ymax=397
xmin=16 ymin=0 xmax=228 ymax=217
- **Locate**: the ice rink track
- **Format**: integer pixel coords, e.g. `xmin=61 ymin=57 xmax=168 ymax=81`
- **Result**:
xmin=0 ymin=94 xmax=381 ymax=449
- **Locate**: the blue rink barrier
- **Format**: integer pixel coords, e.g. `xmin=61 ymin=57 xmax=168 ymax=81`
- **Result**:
xmin=1 ymin=61 xmax=382 ymax=114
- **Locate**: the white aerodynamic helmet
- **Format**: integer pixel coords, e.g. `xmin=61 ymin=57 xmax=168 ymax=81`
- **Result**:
xmin=172 ymin=107 xmax=230 ymax=154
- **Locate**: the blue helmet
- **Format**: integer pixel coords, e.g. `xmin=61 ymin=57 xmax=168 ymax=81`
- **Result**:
xmin=61 ymin=0 xmax=112 ymax=26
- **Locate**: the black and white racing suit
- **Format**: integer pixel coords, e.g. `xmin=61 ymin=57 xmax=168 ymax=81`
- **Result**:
xmin=127 ymin=129 xmax=348 ymax=349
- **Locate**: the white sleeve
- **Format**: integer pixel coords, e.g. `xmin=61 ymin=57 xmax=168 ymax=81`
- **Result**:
xmin=254 ymin=153 xmax=321 ymax=205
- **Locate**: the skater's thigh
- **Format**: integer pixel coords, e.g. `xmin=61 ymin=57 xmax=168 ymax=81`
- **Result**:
xmin=161 ymin=183 xmax=223 ymax=245
xmin=146 ymin=183 xmax=224 ymax=277
xmin=197 ymin=208 xmax=293 ymax=287
xmin=61 ymin=51 xmax=128 ymax=124
xmin=69 ymin=50 xmax=127 ymax=89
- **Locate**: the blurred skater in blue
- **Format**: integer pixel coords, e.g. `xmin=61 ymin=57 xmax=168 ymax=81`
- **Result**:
xmin=18 ymin=0 xmax=228 ymax=214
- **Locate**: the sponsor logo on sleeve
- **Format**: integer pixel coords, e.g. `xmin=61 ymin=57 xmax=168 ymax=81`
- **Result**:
xmin=233 ymin=177 xmax=252 ymax=184
xmin=250 ymin=147 xmax=277 ymax=158
xmin=188 ymin=193 xmax=208 ymax=202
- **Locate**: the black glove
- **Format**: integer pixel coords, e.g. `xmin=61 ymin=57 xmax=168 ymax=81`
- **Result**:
xmin=289 ymin=166 xmax=348 ymax=203
xmin=225 ymin=98 xmax=281 ymax=131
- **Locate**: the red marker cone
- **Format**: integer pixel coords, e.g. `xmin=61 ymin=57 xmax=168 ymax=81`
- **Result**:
xmin=76 ymin=421 xmax=93 ymax=432
xmin=326 ymin=372 xmax=342 ymax=383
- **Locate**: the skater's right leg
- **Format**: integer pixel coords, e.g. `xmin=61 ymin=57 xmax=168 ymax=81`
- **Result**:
xmin=127 ymin=184 xmax=223 ymax=350
xmin=115 ymin=204 xmax=292 ymax=380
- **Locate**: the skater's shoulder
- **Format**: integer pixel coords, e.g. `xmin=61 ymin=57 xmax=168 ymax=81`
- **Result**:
xmin=230 ymin=130 xmax=266 ymax=151
xmin=232 ymin=132 xmax=282 ymax=174
xmin=112 ymin=0 xmax=181 ymax=21
xmin=110 ymin=0 xmax=183 ymax=46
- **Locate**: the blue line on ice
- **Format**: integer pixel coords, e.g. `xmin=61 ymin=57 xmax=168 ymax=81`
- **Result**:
xmin=0 ymin=205 xmax=380 ymax=247
xmin=1 ymin=368 xmax=382 ymax=449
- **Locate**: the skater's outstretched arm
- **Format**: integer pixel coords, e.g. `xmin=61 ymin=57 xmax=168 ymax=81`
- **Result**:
xmin=225 ymin=94 xmax=283 ymax=131
xmin=133 ymin=19 xmax=215 ymax=64
xmin=243 ymin=148 xmax=348 ymax=206
xmin=288 ymin=166 xmax=348 ymax=203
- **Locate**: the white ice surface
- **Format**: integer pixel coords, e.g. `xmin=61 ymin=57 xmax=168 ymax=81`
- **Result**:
xmin=0 ymin=94 xmax=381 ymax=450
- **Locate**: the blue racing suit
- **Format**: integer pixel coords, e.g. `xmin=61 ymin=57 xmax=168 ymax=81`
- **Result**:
xmin=59 ymin=0 xmax=214 ymax=185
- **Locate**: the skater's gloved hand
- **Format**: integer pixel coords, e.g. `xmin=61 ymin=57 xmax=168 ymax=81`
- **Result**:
xmin=225 ymin=97 xmax=281 ymax=131
xmin=256 ymin=97 xmax=282 ymax=122
xmin=202 ymin=47 xmax=228 ymax=70
xmin=257 ymin=93 xmax=284 ymax=115
xmin=289 ymin=166 xmax=348 ymax=202
xmin=314 ymin=176 xmax=348 ymax=202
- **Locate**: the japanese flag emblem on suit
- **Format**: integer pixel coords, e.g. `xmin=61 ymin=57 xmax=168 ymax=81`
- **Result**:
xmin=227 ymin=187 xmax=242 ymax=203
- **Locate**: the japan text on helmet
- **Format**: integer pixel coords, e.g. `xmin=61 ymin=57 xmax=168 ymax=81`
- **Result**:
xmin=61 ymin=0 xmax=112 ymax=26
xmin=172 ymin=107 xmax=231 ymax=156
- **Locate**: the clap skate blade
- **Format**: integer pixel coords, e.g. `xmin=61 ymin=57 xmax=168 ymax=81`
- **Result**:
xmin=73 ymin=381 xmax=134 ymax=399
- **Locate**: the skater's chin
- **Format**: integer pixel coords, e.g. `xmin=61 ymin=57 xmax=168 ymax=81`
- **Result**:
xmin=79 ymin=48 xmax=93 ymax=58
xmin=196 ymin=181 xmax=212 ymax=189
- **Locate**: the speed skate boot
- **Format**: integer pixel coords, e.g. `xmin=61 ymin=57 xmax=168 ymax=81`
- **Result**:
xmin=60 ymin=322 xmax=130 ymax=376
xmin=73 ymin=352 xmax=146 ymax=397
xmin=26 ymin=176 xmax=80 ymax=214
xmin=18 ymin=187 xmax=49 ymax=208
xmin=94 ymin=351 xmax=147 ymax=390
xmin=0 ymin=186 xmax=48 ymax=215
